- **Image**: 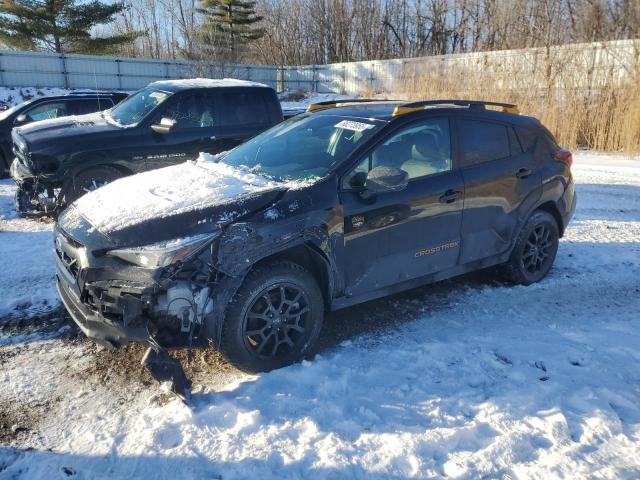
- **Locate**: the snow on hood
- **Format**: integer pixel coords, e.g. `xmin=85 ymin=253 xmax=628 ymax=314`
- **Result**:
xmin=17 ymin=111 xmax=111 ymax=134
xmin=74 ymin=153 xmax=295 ymax=235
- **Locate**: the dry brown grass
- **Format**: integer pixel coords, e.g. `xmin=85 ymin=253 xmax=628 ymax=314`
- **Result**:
xmin=393 ymin=46 xmax=640 ymax=154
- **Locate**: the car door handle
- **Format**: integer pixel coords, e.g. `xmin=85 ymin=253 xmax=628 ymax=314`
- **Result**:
xmin=516 ymin=168 xmax=532 ymax=179
xmin=439 ymin=189 xmax=462 ymax=203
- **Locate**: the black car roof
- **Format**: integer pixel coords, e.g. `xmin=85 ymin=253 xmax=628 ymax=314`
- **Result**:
xmin=27 ymin=92 xmax=126 ymax=103
xmin=311 ymin=101 xmax=541 ymax=127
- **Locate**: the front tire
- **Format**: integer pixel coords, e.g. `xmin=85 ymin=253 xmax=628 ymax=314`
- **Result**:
xmin=220 ymin=261 xmax=324 ymax=373
xmin=62 ymin=165 xmax=123 ymax=207
xmin=504 ymin=210 xmax=560 ymax=285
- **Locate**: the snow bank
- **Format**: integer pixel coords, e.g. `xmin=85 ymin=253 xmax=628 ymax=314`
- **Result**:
xmin=0 ymin=87 xmax=73 ymax=107
xmin=74 ymin=153 xmax=287 ymax=234
xmin=0 ymin=180 xmax=56 ymax=317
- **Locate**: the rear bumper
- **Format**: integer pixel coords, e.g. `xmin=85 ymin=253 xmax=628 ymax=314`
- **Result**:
xmin=561 ymin=181 xmax=577 ymax=232
xmin=56 ymin=274 xmax=148 ymax=347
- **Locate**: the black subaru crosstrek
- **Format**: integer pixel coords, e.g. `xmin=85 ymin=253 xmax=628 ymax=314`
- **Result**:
xmin=54 ymin=99 xmax=576 ymax=395
xmin=11 ymin=79 xmax=282 ymax=214
xmin=0 ymin=91 xmax=128 ymax=177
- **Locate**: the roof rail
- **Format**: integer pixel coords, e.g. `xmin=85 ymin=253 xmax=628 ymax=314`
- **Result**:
xmin=393 ymin=99 xmax=519 ymax=116
xmin=306 ymin=98 xmax=398 ymax=113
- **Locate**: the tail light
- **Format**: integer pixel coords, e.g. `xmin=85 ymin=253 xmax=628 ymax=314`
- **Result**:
xmin=555 ymin=149 xmax=573 ymax=167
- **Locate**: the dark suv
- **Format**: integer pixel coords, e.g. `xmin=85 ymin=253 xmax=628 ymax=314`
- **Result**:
xmin=11 ymin=79 xmax=282 ymax=214
xmin=0 ymin=91 xmax=128 ymax=177
xmin=54 ymin=99 xmax=576 ymax=394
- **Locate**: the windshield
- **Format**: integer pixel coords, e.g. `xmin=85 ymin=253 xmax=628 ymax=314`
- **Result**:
xmin=108 ymin=87 xmax=170 ymax=126
xmin=221 ymin=114 xmax=386 ymax=181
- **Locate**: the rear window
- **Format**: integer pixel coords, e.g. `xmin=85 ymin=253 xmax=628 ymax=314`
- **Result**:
xmin=508 ymin=127 xmax=523 ymax=154
xmin=459 ymin=119 xmax=510 ymax=166
xmin=515 ymin=127 xmax=538 ymax=152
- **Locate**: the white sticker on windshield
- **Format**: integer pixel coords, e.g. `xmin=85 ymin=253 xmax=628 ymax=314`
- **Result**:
xmin=334 ymin=120 xmax=374 ymax=132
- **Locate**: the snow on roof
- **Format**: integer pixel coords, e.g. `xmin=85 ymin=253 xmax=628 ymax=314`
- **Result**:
xmin=151 ymin=78 xmax=268 ymax=90
xmin=74 ymin=153 xmax=285 ymax=234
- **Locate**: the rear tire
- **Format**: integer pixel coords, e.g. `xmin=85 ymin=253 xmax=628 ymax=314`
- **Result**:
xmin=220 ymin=261 xmax=324 ymax=373
xmin=504 ymin=210 xmax=559 ymax=285
xmin=62 ymin=165 xmax=123 ymax=207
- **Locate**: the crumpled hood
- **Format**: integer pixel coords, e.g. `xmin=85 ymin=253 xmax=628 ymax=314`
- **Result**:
xmin=15 ymin=111 xmax=120 ymax=151
xmin=60 ymin=157 xmax=299 ymax=247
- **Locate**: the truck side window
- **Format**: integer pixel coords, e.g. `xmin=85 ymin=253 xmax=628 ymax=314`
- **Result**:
xmin=343 ymin=118 xmax=451 ymax=189
xmin=24 ymin=102 xmax=68 ymax=122
xmin=163 ymin=93 xmax=216 ymax=130
xmin=459 ymin=120 xmax=510 ymax=166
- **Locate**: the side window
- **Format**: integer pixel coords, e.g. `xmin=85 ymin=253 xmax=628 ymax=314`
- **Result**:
xmin=459 ymin=120 xmax=510 ymax=166
xmin=343 ymin=118 xmax=451 ymax=189
xmin=162 ymin=93 xmax=216 ymax=130
xmin=221 ymin=91 xmax=269 ymax=126
xmin=24 ymin=102 xmax=68 ymax=122
xmin=71 ymin=99 xmax=112 ymax=115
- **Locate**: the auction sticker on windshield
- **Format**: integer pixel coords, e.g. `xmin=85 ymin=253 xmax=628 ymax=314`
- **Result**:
xmin=334 ymin=120 xmax=374 ymax=132
xmin=149 ymin=91 xmax=169 ymax=101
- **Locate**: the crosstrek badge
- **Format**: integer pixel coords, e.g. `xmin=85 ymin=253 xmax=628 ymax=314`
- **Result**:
xmin=334 ymin=120 xmax=374 ymax=132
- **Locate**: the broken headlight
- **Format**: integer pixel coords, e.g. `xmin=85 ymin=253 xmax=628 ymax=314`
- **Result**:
xmin=107 ymin=231 xmax=220 ymax=268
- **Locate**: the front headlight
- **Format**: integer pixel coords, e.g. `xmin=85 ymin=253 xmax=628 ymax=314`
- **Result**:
xmin=106 ymin=232 xmax=219 ymax=268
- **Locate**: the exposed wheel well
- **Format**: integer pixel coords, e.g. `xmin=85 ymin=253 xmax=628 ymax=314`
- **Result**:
xmin=253 ymin=244 xmax=332 ymax=309
xmin=535 ymin=201 xmax=565 ymax=237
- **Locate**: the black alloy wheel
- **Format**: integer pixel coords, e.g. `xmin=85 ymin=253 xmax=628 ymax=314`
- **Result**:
xmin=243 ymin=283 xmax=312 ymax=359
xmin=504 ymin=210 xmax=559 ymax=285
xmin=522 ymin=224 xmax=554 ymax=275
xmin=221 ymin=261 xmax=324 ymax=372
xmin=62 ymin=165 xmax=123 ymax=208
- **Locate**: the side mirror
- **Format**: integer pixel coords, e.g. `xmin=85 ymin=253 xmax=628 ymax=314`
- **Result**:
xmin=14 ymin=114 xmax=28 ymax=125
xmin=364 ymin=166 xmax=409 ymax=195
xmin=151 ymin=117 xmax=176 ymax=135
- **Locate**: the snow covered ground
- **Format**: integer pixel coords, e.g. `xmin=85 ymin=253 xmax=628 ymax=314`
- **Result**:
xmin=1 ymin=152 xmax=639 ymax=479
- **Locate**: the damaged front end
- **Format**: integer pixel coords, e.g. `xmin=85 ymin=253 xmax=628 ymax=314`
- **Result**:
xmin=10 ymin=157 xmax=61 ymax=216
xmin=54 ymin=218 xmax=228 ymax=401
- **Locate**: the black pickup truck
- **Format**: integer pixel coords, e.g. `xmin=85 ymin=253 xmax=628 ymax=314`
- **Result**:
xmin=10 ymin=79 xmax=282 ymax=214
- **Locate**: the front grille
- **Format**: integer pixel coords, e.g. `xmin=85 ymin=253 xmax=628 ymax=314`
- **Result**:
xmin=55 ymin=232 xmax=83 ymax=280
xmin=55 ymin=246 xmax=80 ymax=279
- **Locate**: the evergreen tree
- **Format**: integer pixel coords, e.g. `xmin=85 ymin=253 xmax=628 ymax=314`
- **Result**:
xmin=196 ymin=0 xmax=263 ymax=62
xmin=0 ymin=0 xmax=139 ymax=54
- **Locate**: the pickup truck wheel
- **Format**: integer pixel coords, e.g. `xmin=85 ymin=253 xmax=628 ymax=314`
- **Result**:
xmin=63 ymin=165 xmax=123 ymax=206
xmin=504 ymin=210 xmax=559 ymax=285
xmin=220 ymin=261 xmax=324 ymax=373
